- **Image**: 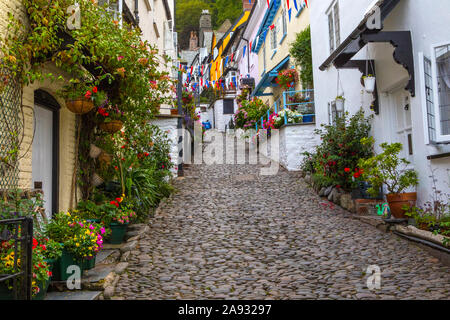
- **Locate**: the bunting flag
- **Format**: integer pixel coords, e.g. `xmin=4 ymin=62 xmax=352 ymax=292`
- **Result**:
xmin=232 ymin=76 xmax=237 ymax=89
xmin=288 ymin=8 xmax=292 ymax=21
xmin=230 ymin=52 xmax=234 ymax=62
xmin=287 ymin=0 xmax=290 ymax=10
xmin=267 ymin=0 xmax=270 ymax=8
xmin=200 ymin=78 xmax=203 ymax=87
xmin=269 ymin=24 xmax=275 ymax=30
xmin=190 ymin=66 xmax=193 ymax=75
xmin=305 ymin=0 xmax=308 ymax=8
xmin=201 ymin=64 xmax=204 ymax=76
xmin=243 ymin=45 xmax=247 ymax=58
xmin=249 ymin=41 xmax=252 ymax=52
xmin=225 ymin=56 xmax=229 ymax=67
xmin=294 ymin=0 xmax=298 ymax=11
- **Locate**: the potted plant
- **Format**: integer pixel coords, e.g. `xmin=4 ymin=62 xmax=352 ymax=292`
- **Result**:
xmin=61 ymin=83 xmax=103 ymax=115
xmin=362 ymin=74 xmax=376 ymax=93
xmin=358 ymin=141 xmax=419 ymax=219
xmin=97 ymin=104 xmax=125 ymax=134
xmin=103 ymin=196 xmax=136 ymax=244
xmin=335 ymin=96 xmax=345 ymax=112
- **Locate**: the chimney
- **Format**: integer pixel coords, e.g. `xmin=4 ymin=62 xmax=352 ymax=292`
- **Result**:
xmin=189 ymin=31 xmax=198 ymax=51
xmin=199 ymin=9 xmax=212 ymax=31
xmin=242 ymin=0 xmax=254 ymax=11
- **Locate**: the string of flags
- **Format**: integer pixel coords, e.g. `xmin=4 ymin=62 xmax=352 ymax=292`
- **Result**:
xmin=180 ymin=0 xmax=308 ymax=91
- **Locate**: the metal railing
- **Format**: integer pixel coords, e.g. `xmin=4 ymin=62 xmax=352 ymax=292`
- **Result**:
xmin=255 ymin=89 xmax=315 ymax=131
xmin=0 ymin=216 xmax=33 ymax=300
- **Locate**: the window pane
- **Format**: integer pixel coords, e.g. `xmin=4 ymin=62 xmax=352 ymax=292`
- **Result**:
xmin=435 ymin=44 xmax=450 ymax=135
xmin=424 ymin=56 xmax=436 ymax=142
xmin=328 ymin=13 xmax=335 ymax=52
xmin=334 ymin=3 xmax=340 ymax=47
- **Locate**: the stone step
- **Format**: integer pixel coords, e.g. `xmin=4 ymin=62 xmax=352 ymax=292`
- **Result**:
xmin=45 ymin=290 xmax=102 ymax=300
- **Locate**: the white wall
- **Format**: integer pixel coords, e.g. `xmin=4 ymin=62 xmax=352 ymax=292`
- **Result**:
xmin=212 ymin=97 xmax=237 ymax=132
xmin=310 ymin=0 xmax=450 ymax=205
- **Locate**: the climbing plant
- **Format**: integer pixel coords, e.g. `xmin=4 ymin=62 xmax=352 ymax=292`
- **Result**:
xmin=289 ymin=25 xmax=313 ymax=88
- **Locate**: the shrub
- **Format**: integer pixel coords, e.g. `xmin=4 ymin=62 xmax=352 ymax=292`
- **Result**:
xmin=301 ymin=109 xmax=373 ymax=190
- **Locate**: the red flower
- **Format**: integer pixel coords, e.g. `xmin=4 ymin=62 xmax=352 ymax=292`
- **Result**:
xmin=32 ymin=238 xmax=38 ymax=250
xmin=92 ymin=86 xmax=98 ymax=93
xmin=114 ymin=166 xmax=118 ymax=170
xmin=110 ymin=201 xmax=119 ymax=208
xmin=344 ymin=168 xmax=351 ymax=173
xmin=116 ymin=197 xmax=122 ymax=203
xmin=85 ymin=90 xmax=92 ymax=98
xmin=144 ymin=152 xmax=149 ymax=157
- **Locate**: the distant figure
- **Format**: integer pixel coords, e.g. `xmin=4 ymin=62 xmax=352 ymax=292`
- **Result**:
xmin=202 ymin=120 xmax=212 ymax=130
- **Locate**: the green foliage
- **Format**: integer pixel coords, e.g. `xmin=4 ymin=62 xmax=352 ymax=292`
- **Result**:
xmin=358 ymin=141 xmax=419 ymax=196
xmin=289 ymin=26 xmax=313 ymax=88
xmin=233 ymin=98 xmax=270 ymax=130
xmin=175 ymin=0 xmax=243 ymax=50
xmin=176 ymin=0 xmax=213 ymax=50
xmin=301 ymin=109 xmax=374 ymax=190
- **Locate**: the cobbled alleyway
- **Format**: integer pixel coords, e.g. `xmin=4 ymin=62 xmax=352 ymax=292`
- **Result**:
xmin=115 ymin=152 xmax=450 ymax=300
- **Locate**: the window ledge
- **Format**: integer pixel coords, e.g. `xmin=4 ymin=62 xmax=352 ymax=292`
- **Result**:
xmin=279 ymin=33 xmax=287 ymax=45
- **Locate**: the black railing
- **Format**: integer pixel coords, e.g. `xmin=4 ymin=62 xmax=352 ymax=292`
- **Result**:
xmin=0 ymin=216 xmax=33 ymax=300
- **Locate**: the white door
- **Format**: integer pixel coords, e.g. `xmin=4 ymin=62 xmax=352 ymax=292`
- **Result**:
xmin=392 ymin=89 xmax=414 ymax=164
xmin=32 ymin=105 xmax=54 ymax=217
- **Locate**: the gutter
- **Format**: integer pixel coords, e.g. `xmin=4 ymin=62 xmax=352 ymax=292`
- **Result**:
xmin=393 ymin=231 xmax=450 ymax=255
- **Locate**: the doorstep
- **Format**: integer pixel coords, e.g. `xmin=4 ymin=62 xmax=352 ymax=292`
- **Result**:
xmin=45 ymin=290 xmax=102 ymax=300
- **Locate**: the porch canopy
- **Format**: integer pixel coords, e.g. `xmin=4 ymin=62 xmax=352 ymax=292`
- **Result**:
xmin=319 ymin=0 xmax=415 ymax=111
xmin=252 ymin=56 xmax=290 ymax=97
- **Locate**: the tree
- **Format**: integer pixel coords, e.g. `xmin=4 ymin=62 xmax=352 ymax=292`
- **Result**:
xmin=176 ymin=0 xmax=212 ymax=50
xmin=212 ymin=0 xmax=243 ymax=29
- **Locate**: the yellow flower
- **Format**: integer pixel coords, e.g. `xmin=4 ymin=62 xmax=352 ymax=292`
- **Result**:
xmin=66 ymin=212 xmax=71 ymax=216
xmin=75 ymin=243 xmax=80 ymax=247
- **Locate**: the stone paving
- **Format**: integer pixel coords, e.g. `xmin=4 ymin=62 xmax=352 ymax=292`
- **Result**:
xmin=115 ymin=151 xmax=449 ymax=300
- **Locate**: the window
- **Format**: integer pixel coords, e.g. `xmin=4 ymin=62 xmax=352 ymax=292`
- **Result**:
xmin=328 ymin=101 xmax=342 ymax=125
xmin=327 ymin=1 xmax=340 ymax=53
xmin=98 ymin=0 xmax=123 ymax=22
xmin=432 ymin=43 xmax=450 ymax=141
xmin=281 ymin=9 xmax=287 ymax=38
xmin=262 ymin=44 xmax=266 ymax=73
xmin=270 ymin=22 xmax=277 ymax=51
xmin=422 ymin=55 xmax=437 ymax=143
xmin=223 ymin=99 xmax=234 ymax=114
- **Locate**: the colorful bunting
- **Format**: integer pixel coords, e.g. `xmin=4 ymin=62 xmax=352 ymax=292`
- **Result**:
xmin=294 ymin=0 xmax=298 ymax=11
xmin=267 ymin=0 xmax=270 ymax=8
xmin=288 ymin=8 xmax=292 ymax=21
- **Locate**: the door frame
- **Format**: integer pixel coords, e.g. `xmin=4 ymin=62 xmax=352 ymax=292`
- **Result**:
xmin=34 ymin=89 xmax=60 ymax=214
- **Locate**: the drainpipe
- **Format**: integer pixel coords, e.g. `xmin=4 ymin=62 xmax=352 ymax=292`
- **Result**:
xmin=134 ymin=0 xmax=139 ymax=25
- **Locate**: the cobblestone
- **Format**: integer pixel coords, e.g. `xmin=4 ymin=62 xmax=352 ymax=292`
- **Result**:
xmin=115 ymin=153 xmax=450 ymax=300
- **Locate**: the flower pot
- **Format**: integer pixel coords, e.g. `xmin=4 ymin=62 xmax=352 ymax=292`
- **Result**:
xmin=66 ymin=98 xmax=95 ymax=115
xmin=91 ymin=173 xmax=104 ymax=187
xmin=0 ymin=282 xmax=14 ymax=300
xmin=32 ymin=278 xmax=51 ymax=300
xmin=107 ymin=223 xmax=128 ymax=244
xmin=82 ymin=256 xmax=96 ymax=271
xmin=89 ymin=144 xmax=102 ymax=158
xmin=364 ymin=76 xmax=376 ymax=93
xmin=302 ymin=115 xmax=314 ymax=123
xmin=335 ymin=99 xmax=345 ymax=112
xmin=170 ymin=109 xmax=178 ymax=115
xmin=52 ymin=249 xmax=84 ymax=282
xmin=99 ymin=120 xmax=123 ymax=134
xmin=386 ymin=192 xmax=417 ymax=219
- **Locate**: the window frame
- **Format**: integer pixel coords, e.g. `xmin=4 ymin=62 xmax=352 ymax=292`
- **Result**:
xmin=430 ymin=41 xmax=450 ymax=142
xmin=326 ymin=0 xmax=340 ymax=54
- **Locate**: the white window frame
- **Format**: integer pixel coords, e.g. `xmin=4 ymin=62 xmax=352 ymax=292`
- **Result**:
xmin=326 ymin=0 xmax=340 ymax=54
xmin=418 ymin=52 xmax=437 ymax=144
xmin=270 ymin=22 xmax=277 ymax=51
xmin=430 ymin=41 xmax=450 ymax=142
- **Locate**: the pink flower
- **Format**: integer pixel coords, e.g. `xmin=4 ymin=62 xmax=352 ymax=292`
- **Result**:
xmin=89 ymin=225 xmax=94 ymax=230
xmin=100 ymin=227 xmax=105 ymax=235
xmin=117 ymin=56 xmax=124 ymax=61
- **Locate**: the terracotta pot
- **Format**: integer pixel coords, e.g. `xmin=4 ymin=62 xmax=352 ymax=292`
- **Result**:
xmin=170 ymin=109 xmax=178 ymax=115
xmin=386 ymin=192 xmax=417 ymax=219
xmin=99 ymin=120 xmax=123 ymax=133
xmin=66 ymin=98 xmax=95 ymax=114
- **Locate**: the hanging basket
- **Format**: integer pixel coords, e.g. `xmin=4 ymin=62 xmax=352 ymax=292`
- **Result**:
xmin=89 ymin=144 xmax=102 ymax=159
xmin=91 ymin=173 xmax=104 ymax=187
xmin=99 ymin=120 xmax=123 ymax=134
xmin=66 ymin=98 xmax=95 ymax=115
xmin=98 ymin=152 xmax=112 ymax=166
xmin=364 ymin=76 xmax=376 ymax=93
xmin=335 ymin=98 xmax=345 ymax=112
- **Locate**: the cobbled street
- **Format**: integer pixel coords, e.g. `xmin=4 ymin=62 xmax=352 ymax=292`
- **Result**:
xmin=115 ymin=152 xmax=450 ymax=300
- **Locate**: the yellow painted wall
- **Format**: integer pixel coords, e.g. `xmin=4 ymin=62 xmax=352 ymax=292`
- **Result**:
xmin=1 ymin=1 xmax=78 ymax=214
xmin=257 ymin=4 xmax=310 ymax=106
xmin=210 ymin=11 xmax=250 ymax=82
